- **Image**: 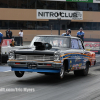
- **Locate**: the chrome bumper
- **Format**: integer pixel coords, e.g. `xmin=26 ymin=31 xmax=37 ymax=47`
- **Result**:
xmin=7 ymin=60 xmax=61 ymax=69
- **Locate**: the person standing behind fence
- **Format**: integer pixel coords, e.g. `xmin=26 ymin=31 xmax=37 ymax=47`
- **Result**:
xmin=6 ymin=28 xmax=12 ymax=39
xmin=0 ymin=32 xmax=3 ymax=64
xmin=77 ymin=27 xmax=85 ymax=42
xmin=62 ymin=29 xmax=71 ymax=36
xmin=19 ymin=29 xmax=23 ymax=46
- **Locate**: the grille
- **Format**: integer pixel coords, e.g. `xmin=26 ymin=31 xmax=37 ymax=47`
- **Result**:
xmin=15 ymin=54 xmax=54 ymax=61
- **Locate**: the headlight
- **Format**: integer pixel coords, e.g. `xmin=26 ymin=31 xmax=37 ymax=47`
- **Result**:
xmin=54 ymin=52 xmax=60 ymax=61
xmin=8 ymin=52 xmax=15 ymax=60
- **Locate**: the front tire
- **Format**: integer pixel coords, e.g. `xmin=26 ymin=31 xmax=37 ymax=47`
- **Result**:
xmin=14 ymin=71 xmax=25 ymax=78
xmin=58 ymin=65 xmax=65 ymax=79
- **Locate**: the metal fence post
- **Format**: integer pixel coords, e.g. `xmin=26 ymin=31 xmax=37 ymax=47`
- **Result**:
xmin=99 ymin=35 xmax=100 ymax=51
xmin=51 ymin=25 xmax=52 ymax=35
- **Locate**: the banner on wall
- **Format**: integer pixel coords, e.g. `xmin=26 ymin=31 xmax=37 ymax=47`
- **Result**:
xmin=67 ymin=0 xmax=100 ymax=3
xmin=93 ymin=0 xmax=100 ymax=3
xmin=2 ymin=39 xmax=12 ymax=46
xmin=84 ymin=41 xmax=100 ymax=50
xmin=37 ymin=9 xmax=83 ymax=20
xmin=68 ymin=0 xmax=100 ymax=3
xmin=43 ymin=0 xmax=100 ymax=3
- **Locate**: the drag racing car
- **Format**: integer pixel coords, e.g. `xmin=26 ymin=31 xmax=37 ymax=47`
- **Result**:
xmin=7 ymin=35 xmax=96 ymax=79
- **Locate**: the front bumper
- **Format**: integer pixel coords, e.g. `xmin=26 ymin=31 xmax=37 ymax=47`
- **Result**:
xmin=7 ymin=60 xmax=62 ymax=73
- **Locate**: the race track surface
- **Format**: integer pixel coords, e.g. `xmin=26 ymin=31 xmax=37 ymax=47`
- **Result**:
xmin=0 ymin=55 xmax=100 ymax=100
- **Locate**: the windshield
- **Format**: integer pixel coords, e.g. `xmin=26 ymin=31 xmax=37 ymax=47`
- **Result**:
xmin=30 ymin=36 xmax=70 ymax=48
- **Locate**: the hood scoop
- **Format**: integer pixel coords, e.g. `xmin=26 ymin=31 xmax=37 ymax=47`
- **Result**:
xmin=34 ymin=42 xmax=52 ymax=50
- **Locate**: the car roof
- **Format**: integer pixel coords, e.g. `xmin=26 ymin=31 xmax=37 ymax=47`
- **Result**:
xmin=35 ymin=35 xmax=80 ymax=39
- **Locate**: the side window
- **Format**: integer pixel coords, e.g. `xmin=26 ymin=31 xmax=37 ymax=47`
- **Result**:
xmin=78 ymin=39 xmax=83 ymax=49
xmin=71 ymin=39 xmax=79 ymax=49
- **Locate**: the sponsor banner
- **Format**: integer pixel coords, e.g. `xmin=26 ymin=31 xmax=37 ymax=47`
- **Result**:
xmin=93 ymin=0 xmax=100 ymax=3
xmin=43 ymin=0 xmax=66 ymax=1
xmin=66 ymin=0 xmax=93 ymax=3
xmin=37 ymin=9 xmax=83 ymax=20
xmin=84 ymin=41 xmax=100 ymax=50
xmin=43 ymin=0 xmax=100 ymax=3
xmin=2 ymin=39 xmax=12 ymax=46
xmin=44 ymin=0 xmax=91 ymax=1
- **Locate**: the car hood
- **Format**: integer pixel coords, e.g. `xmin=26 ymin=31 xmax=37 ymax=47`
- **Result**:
xmin=13 ymin=47 xmax=70 ymax=55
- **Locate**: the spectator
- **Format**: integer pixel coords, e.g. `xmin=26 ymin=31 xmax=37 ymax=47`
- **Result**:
xmin=62 ymin=29 xmax=71 ymax=36
xmin=0 ymin=32 xmax=3 ymax=64
xmin=77 ymin=27 xmax=85 ymax=42
xmin=6 ymin=28 xmax=12 ymax=39
xmin=19 ymin=29 xmax=23 ymax=46
xmin=10 ymin=38 xmax=15 ymax=47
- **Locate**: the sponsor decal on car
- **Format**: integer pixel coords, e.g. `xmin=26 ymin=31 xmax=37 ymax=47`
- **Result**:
xmin=71 ymin=67 xmax=74 ymax=70
xmin=75 ymin=59 xmax=81 ymax=62
xmin=79 ymin=63 xmax=82 ymax=67
xmin=84 ymin=59 xmax=87 ymax=62
xmin=70 ymin=65 xmax=72 ymax=67
xmin=70 ymin=60 xmax=72 ymax=63
xmin=73 ymin=64 xmax=79 ymax=67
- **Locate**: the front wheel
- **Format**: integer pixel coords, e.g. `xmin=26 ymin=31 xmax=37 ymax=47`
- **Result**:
xmin=14 ymin=71 xmax=25 ymax=78
xmin=58 ymin=65 xmax=65 ymax=79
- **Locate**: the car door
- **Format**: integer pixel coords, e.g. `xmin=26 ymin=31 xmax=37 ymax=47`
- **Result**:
xmin=77 ymin=39 xmax=85 ymax=54
xmin=70 ymin=38 xmax=85 ymax=70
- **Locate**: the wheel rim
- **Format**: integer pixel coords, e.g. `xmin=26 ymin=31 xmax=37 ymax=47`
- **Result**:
xmin=60 ymin=67 xmax=64 ymax=79
xmin=15 ymin=71 xmax=24 ymax=78
xmin=19 ymin=71 xmax=23 ymax=74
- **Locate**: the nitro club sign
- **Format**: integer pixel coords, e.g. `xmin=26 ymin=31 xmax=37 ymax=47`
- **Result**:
xmin=37 ymin=9 xmax=83 ymax=20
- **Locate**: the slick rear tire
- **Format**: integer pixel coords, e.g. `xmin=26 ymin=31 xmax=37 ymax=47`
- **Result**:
xmin=14 ymin=71 xmax=25 ymax=78
xmin=74 ymin=70 xmax=81 ymax=76
xmin=74 ymin=62 xmax=89 ymax=76
xmin=81 ymin=62 xmax=89 ymax=76
xmin=94 ymin=60 xmax=96 ymax=66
